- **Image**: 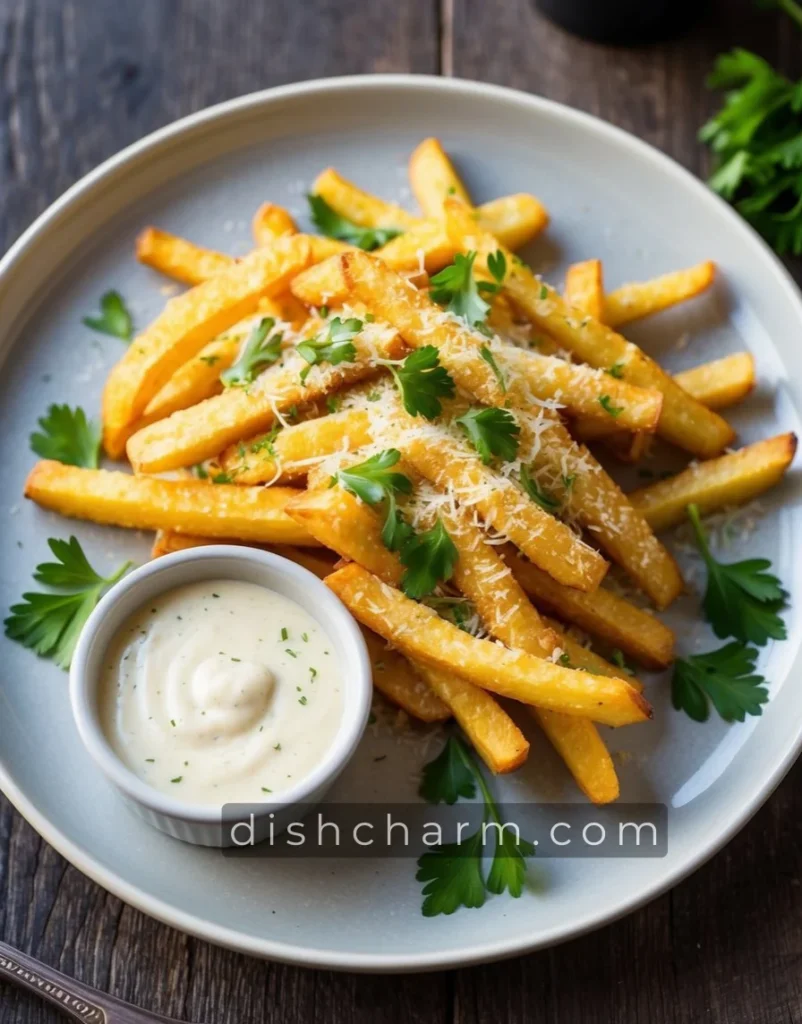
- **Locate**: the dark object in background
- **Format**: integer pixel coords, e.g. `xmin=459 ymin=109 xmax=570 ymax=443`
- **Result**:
xmin=536 ymin=0 xmax=708 ymax=44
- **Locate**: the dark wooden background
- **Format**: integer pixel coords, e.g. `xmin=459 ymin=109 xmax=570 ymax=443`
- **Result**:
xmin=2 ymin=1 xmax=802 ymax=1021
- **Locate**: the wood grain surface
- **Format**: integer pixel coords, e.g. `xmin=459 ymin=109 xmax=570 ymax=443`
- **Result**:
xmin=2 ymin=1 xmax=801 ymax=1021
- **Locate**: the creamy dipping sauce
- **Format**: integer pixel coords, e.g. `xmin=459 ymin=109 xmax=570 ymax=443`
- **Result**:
xmin=100 ymin=579 xmax=343 ymax=806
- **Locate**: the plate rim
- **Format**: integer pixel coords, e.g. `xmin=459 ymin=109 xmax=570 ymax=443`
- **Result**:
xmin=2 ymin=72 xmax=802 ymax=972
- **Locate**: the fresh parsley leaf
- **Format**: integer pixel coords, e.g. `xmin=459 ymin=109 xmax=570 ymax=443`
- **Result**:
xmin=430 ymin=251 xmax=491 ymax=327
xmin=220 ymin=318 xmax=283 ymax=388
xmin=296 ymin=317 xmax=361 ymax=381
xmin=383 ymin=345 xmax=456 ymax=419
xmin=199 ymin=354 xmax=219 ymax=366
xmin=4 ymin=537 xmax=131 ymax=669
xmin=418 ymin=734 xmax=476 ymax=804
xmin=30 ymin=405 xmax=101 ymax=468
xmin=486 ymin=249 xmax=507 ymax=288
xmin=250 ymin=424 xmax=281 ymax=457
xmin=416 ymin=735 xmax=534 ymax=916
xmin=400 ymin=518 xmax=458 ymax=599
xmin=83 ymin=290 xmax=133 ymax=341
xmin=417 ymin=832 xmax=488 ymax=917
xmin=519 ymin=465 xmax=560 ymax=511
xmin=335 ymin=449 xmax=412 ymax=505
xmin=687 ymin=503 xmax=786 ymax=645
xmin=479 ymin=345 xmax=506 ymax=393
xmin=307 ymin=194 xmax=401 ymax=251
xmin=672 ymin=642 xmax=769 ymax=723
xmin=611 ymin=649 xmax=635 ymax=676
xmin=381 ymin=491 xmax=416 ymax=553
xmin=456 ymin=406 xmax=520 ymax=464
xmin=325 ymin=394 xmax=341 ymax=414
xmin=701 ymin=35 xmax=802 ymax=254
xmin=607 ymin=361 xmax=625 ymax=379
xmin=486 ymin=829 xmax=536 ymax=898
xmin=598 ymin=394 xmax=624 ymax=418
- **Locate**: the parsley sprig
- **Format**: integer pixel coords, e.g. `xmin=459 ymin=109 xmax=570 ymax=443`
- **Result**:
xmin=672 ymin=642 xmax=769 ymax=723
xmin=220 ymin=318 xmax=283 ymax=388
xmin=701 ymin=12 xmax=802 ymax=255
xmin=429 ymin=249 xmax=506 ymax=329
xmin=307 ymin=194 xmax=401 ymax=251
xmin=334 ymin=450 xmax=457 ymax=598
xmin=416 ymin=735 xmax=534 ymax=916
xmin=456 ymin=407 xmax=520 ymax=464
xmin=296 ymin=316 xmax=361 ymax=382
xmin=83 ymin=290 xmax=133 ymax=341
xmin=5 ymin=537 xmax=132 ymax=669
xmin=30 ymin=405 xmax=101 ymax=468
xmin=378 ymin=345 xmax=456 ymax=419
xmin=687 ymin=504 xmax=786 ymax=646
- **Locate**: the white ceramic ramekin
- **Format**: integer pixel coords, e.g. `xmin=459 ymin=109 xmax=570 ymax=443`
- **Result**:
xmin=69 ymin=545 xmax=372 ymax=847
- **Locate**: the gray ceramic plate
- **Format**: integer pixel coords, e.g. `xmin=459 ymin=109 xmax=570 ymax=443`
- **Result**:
xmin=1 ymin=76 xmax=801 ymax=972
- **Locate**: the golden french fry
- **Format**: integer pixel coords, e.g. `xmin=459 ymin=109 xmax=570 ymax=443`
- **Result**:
xmin=252 ymin=203 xmax=299 ymax=246
xmin=543 ymin=618 xmax=642 ymax=691
xmin=219 ymin=408 xmax=373 ymax=484
xmin=290 ymin=256 xmax=350 ymax=307
xmin=126 ymin=322 xmax=405 ymax=473
xmin=315 ymin=167 xmax=547 ymax=254
xmin=629 ymin=433 xmax=798 ymax=532
xmin=673 ymin=352 xmax=755 ymax=410
xmin=500 ymin=346 xmax=663 ymax=432
xmin=135 ymin=228 xmax=235 ymax=286
xmin=325 ymin=564 xmax=652 ymax=727
xmin=443 ymin=198 xmax=734 ymax=459
xmin=103 ymin=235 xmax=312 ymax=458
xmin=415 ymin=664 xmax=530 ymax=773
xmin=400 ymin=428 xmax=608 ymax=592
xmin=604 ymin=261 xmax=716 ymax=327
xmin=564 ymin=259 xmax=605 ymax=322
xmin=25 ymin=461 xmax=317 ymax=545
xmin=571 ymin=351 xmax=756 ymax=457
xmin=361 ymin=630 xmax=451 ymax=723
xmin=408 ymin=138 xmax=472 ymax=217
xmin=505 ymin=546 xmax=675 ymax=669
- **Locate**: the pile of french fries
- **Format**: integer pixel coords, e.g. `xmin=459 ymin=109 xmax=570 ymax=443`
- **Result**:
xmin=25 ymin=137 xmax=797 ymax=804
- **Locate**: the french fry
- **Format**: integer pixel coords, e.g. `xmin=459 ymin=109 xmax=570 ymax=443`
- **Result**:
xmin=414 ymin=664 xmax=530 ymax=773
xmin=219 ymin=408 xmax=373 ymax=484
xmin=504 ymin=546 xmax=675 ymax=669
xmin=313 ymin=168 xmax=420 ymax=231
xmin=500 ymin=346 xmax=663 ymax=432
xmin=673 ymin=352 xmax=755 ymax=410
xmin=315 ymin=168 xmax=547 ymax=257
xmin=543 ymin=617 xmax=642 ymax=691
xmin=564 ymin=259 xmax=605 ymax=322
xmin=361 ymin=630 xmax=451 ymax=723
xmin=325 ymin=564 xmax=652 ymax=727
xmin=103 ymin=235 xmax=311 ymax=458
xmin=604 ymin=261 xmax=716 ymax=327
xmin=571 ymin=351 xmax=756 ymax=456
xmin=252 ymin=203 xmax=299 ymax=246
xmin=340 ymin=251 xmax=680 ymax=606
xmin=408 ymin=137 xmax=472 ymax=217
xmin=24 ymin=461 xmax=317 ymax=545
xmin=443 ymin=198 xmax=734 ymax=459
xmin=126 ymin=321 xmax=405 ymax=473
xmin=135 ymin=228 xmax=235 ymax=286
xmin=629 ymin=433 xmax=798 ymax=531
xmin=290 ymin=256 xmax=351 ymax=307
xmin=400 ymin=427 xmax=608 ymax=591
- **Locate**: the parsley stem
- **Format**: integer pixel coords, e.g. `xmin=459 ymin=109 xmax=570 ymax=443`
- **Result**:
xmin=686 ymin=503 xmax=712 ymax=564
xmin=776 ymin=0 xmax=802 ymax=29
xmin=105 ymin=560 xmax=133 ymax=586
xmin=459 ymin=737 xmax=501 ymax=826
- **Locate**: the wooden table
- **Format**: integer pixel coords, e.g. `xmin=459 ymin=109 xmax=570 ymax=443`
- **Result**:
xmin=2 ymin=1 xmax=801 ymax=1021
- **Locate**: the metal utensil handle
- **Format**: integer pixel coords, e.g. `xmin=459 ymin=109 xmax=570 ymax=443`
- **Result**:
xmin=0 ymin=939 xmax=177 ymax=1024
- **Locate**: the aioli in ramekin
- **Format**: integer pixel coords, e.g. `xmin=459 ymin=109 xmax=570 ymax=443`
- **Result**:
xmin=99 ymin=579 xmax=343 ymax=806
